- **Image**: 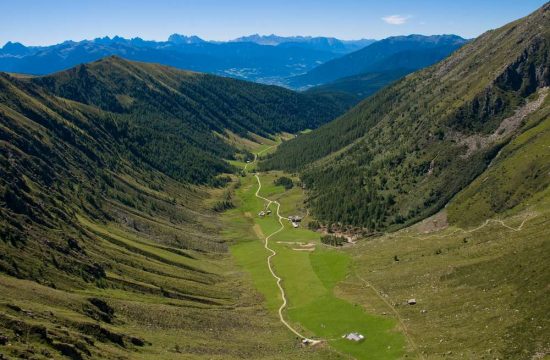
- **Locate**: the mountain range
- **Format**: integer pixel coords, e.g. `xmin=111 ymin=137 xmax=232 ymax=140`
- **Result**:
xmin=0 ymin=34 xmax=373 ymax=86
xmin=232 ymin=34 xmax=375 ymax=52
xmin=289 ymin=34 xmax=469 ymax=89
xmin=0 ymin=34 xmax=464 ymax=96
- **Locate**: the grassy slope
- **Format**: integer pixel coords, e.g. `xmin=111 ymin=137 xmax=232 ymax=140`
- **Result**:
xmin=223 ymin=150 xmax=407 ymax=359
xmin=0 ymin=220 xmax=319 ymax=359
xmin=0 ymin=132 xmax=337 ymax=359
xmin=0 ymin=123 xmax=297 ymax=359
xmin=349 ymin=205 xmax=549 ymax=358
xmin=447 ymin=94 xmax=550 ymax=226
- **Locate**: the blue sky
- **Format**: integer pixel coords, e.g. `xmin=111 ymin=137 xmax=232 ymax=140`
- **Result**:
xmin=1 ymin=0 xmax=547 ymax=46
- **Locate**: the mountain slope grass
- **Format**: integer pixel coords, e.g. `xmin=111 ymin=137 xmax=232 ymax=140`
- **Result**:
xmin=221 ymin=101 xmax=549 ymax=359
xmin=332 ymin=56 xmax=550 ymax=360
xmin=0 ymin=130 xmax=339 ymax=359
xmin=348 ymin=183 xmax=549 ymax=359
xmin=319 ymin=97 xmax=549 ymax=358
xmin=0 ymin=217 xmax=328 ymax=359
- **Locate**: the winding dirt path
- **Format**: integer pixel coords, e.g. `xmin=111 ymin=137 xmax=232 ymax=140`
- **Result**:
xmin=250 ymin=144 xmax=320 ymax=344
xmin=254 ymin=175 xmax=309 ymax=339
xmin=243 ymin=144 xmax=275 ymax=172
xmin=404 ymin=213 xmax=534 ymax=241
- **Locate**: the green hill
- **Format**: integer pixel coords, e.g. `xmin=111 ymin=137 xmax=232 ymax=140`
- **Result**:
xmin=0 ymin=58 xmax=347 ymax=359
xmin=305 ymin=69 xmax=412 ymax=105
xmin=262 ymin=3 xmax=549 ymax=232
xmin=30 ymin=56 xmax=351 ymax=184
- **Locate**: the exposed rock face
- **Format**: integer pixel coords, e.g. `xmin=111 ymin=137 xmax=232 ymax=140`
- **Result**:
xmin=452 ymin=87 xmax=548 ymax=157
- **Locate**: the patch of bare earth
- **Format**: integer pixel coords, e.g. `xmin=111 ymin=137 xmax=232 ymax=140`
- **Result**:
xmin=292 ymin=242 xmax=316 ymax=251
xmin=275 ymin=241 xmax=317 ymax=251
xmin=252 ymin=224 xmax=264 ymax=239
xmin=411 ymin=210 xmax=449 ymax=234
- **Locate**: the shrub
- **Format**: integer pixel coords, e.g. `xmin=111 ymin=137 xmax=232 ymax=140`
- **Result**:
xmin=308 ymin=220 xmax=320 ymax=230
xmin=321 ymin=235 xmax=346 ymax=246
xmin=273 ymin=176 xmax=293 ymax=190
xmin=212 ymin=189 xmax=234 ymax=212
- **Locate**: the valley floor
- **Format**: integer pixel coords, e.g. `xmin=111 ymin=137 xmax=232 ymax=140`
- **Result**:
xmin=223 ymin=145 xmax=408 ymax=359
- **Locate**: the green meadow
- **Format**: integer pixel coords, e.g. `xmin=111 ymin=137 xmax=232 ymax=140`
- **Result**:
xmin=223 ymin=150 xmax=407 ymax=359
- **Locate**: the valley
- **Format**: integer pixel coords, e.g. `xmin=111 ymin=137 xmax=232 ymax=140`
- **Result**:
xmin=0 ymin=178 xmax=291 ymax=359
xmin=1 ymin=2 xmax=549 ymax=359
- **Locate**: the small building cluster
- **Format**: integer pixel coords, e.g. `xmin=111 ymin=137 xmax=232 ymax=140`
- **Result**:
xmin=258 ymin=208 xmax=272 ymax=217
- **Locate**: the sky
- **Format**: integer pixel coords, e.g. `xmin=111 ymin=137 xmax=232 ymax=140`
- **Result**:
xmin=0 ymin=0 xmax=547 ymax=46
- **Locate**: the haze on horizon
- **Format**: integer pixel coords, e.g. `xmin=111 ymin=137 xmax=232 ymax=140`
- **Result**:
xmin=0 ymin=0 xmax=546 ymax=46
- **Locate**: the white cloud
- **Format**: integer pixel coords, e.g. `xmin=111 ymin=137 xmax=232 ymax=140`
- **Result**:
xmin=382 ymin=15 xmax=411 ymax=25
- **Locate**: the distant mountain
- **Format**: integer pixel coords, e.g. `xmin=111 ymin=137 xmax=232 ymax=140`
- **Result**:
xmin=167 ymin=34 xmax=206 ymax=44
xmin=1 ymin=34 xmax=464 ymax=93
xmin=0 ymin=34 xmax=372 ymax=85
xmin=234 ymin=34 xmax=313 ymax=45
xmin=0 ymin=41 xmax=37 ymax=57
xmin=305 ymin=46 xmax=468 ymax=102
xmin=233 ymin=34 xmax=375 ymax=53
xmin=289 ymin=34 xmax=468 ymax=88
